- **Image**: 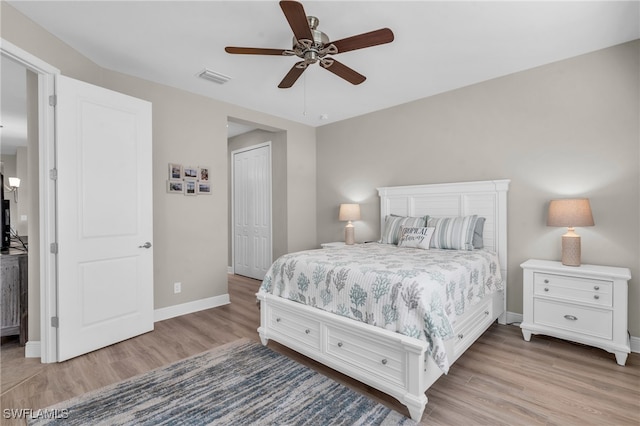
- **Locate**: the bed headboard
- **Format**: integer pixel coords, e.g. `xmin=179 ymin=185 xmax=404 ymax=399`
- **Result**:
xmin=377 ymin=179 xmax=510 ymax=289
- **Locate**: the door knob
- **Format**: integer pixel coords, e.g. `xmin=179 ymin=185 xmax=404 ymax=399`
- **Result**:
xmin=138 ymin=242 xmax=152 ymax=249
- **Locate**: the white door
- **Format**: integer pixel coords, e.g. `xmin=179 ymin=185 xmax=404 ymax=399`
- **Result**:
xmin=233 ymin=144 xmax=272 ymax=280
xmin=56 ymin=75 xmax=153 ymax=361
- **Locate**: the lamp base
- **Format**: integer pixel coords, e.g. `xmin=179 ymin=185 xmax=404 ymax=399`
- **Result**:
xmin=561 ymin=230 xmax=581 ymax=267
xmin=344 ymin=222 xmax=355 ymax=245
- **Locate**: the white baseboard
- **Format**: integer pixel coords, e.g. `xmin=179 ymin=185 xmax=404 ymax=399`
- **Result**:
xmin=228 ymin=266 xmax=233 ymax=274
xmin=506 ymin=311 xmax=523 ymax=325
xmin=21 ymin=309 xmax=640 ymax=359
xmin=24 ymin=341 xmax=41 ymax=358
xmin=154 ymin=294 xmax=230 ymax=322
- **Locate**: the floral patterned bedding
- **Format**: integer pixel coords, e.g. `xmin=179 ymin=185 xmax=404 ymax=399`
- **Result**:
xmin=259 ymin=243 xmax=503 ymax=373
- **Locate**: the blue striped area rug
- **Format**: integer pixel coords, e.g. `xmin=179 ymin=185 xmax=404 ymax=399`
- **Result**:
xmin=29 ymin=339 xmax=416 ymax=425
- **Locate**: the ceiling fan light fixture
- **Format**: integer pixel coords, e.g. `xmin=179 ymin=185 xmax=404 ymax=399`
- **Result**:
xmin=197 ymin=68 xmax=232 ymax=85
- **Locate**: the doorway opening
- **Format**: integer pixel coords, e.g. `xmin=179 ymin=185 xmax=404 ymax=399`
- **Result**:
xmin=1 ymin=39 xmax=58 ymax=363
xmin=227 ymin=118 xmax=287 ymax=280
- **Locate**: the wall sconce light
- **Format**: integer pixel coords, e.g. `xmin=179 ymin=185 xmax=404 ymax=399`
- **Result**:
xmin=339 ymin=203 xmax=361 ymax=245
xmin=5 ymin=177 xmax=20 ymax=203
xmin=547 ymin=198 xmax=594 ymax=266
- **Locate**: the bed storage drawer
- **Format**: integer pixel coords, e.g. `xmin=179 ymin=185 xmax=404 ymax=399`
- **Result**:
xmin=453 ymin=299 xmax=493 ymax=359
xmin=268 ymin=305 xmax=321 ymax=351
xmin=325 ymin=324 xmax=407 ymax=388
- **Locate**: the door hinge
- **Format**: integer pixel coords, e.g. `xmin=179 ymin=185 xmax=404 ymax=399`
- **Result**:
xmin=51 ymin=316 xmax=59 ymax=328
xmin=50 ymin=242 xmax=58 ymax=254
xmin=49 ymin=94 xmax=57 ymax=107
xmin=49 ymin=168 xmax=58 ymax=180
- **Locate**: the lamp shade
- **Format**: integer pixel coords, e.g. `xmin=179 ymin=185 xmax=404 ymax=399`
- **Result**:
xmin=339 ymin=203 xmax=361 ymax=221
xmin=7 ymin=177 xmax=20 ymax=188
xmin=547 ymin=198 xmax=594 ymax=227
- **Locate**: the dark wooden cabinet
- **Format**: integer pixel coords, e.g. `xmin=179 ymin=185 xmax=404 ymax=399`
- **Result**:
xmin=1 ymin=251 xmax=28 ymax=345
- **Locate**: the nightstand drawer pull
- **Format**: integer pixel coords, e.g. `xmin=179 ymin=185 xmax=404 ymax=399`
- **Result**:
xmin=594 ymin=286 xmax=600 ymax=291
xmin=381 ymin=359 xmax=388 ymax=365
xmin=544 ymin=287 xmax=549 ymax=292
xmin=457 ymin=333 xmax=464 ymax=340
xmin=594 ymin=295 xmax=600 ymax=300
xmin=484 ymin=310 xmax=490 ymax=316
xmin=276 ymin=317 xmax=281 ymax=322
xmin=337 ymin=342 xmax=343 ymax=348
xmin=544 ymin=279 xmax=549 ymax=284
xmin=305 ymin=329 xmax=311 ymax=334
xmin=564 ymin=315 xmax=578 ymax=321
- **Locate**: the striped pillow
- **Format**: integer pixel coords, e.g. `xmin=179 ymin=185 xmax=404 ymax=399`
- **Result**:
xmin=428 ymin=215 xmax=479 ymax=250
xmin=380 ymin=215 xmax=429 ymax=245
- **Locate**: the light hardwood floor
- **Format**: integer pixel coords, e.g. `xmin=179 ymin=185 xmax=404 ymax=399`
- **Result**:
xmin=2 ymin=274 xmax=639 ymax=425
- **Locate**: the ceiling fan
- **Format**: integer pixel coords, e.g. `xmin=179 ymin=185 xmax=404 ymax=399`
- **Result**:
xmin=225 ymin=0 xmax=394 ymax=88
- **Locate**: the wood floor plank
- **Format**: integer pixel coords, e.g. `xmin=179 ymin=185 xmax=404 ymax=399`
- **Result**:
xmin=1 ymin=274 xmax=638 ymax=425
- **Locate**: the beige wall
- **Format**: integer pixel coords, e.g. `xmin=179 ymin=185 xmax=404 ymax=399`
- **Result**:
xmin=1 ymin=3 xmax=317 ymax=341
xmin=228 ymin=129 xmax=288 ymax=267
xmin=316 ymin=41 xmax=640 ymax=335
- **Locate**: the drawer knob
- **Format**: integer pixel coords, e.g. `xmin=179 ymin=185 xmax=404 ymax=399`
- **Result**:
xmin=564 ymin=315 xmax=578 ymax=321
xmin=381 ymin=359 xmax=388 ymax=365
xmin=458 ymin=333 xmax=464 ymax=340
xmin=544 ymin=287 xmax=549 ymax=292
xmin=594 ymin=295 xmax=600 ymax=300
xmin=544 ymin=279 xmax=549 ymax=284
xmin=276 ymin=317 xmax=281 ymax=322
xmin=337 ymin=342 xmax=343 ymax=348
xmin=484 ymin=310 xmax=490 ymax=316
xmin=594 ymin=286 xmax=600 ymax=291
xmin=305 ymin=329 xmax=311 ymax=334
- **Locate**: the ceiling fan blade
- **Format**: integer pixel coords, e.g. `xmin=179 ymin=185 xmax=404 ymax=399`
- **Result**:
xmin=278 ymin=61 xmax=307 ymax=88
xmin=320 ymin=59 xmax=366 ymax=85
xmin=280 ymin=0 xmax=313 ymax=41
xmin=225 ymin=47 xmax=288 ymax=56
xmin=331 ymin=28 xmax=394 ymax=54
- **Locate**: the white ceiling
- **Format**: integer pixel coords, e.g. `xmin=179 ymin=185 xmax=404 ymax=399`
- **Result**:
xmin=6 ymin=1 xmax=640 ymax=128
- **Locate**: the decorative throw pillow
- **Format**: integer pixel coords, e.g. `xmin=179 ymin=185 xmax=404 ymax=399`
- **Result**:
xmin=398 ymin=226 xmax=435 ymax=249
xmin=428 ymin=215 xmax=479 ymax=250
xmin=473 ymin=217 xmax=486 ymax=249
xmin=380 ymin=215 xmax=429 ymax=245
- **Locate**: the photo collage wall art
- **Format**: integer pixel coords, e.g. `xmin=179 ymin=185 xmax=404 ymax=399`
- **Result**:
xmin=167 ymin=163 xmax=211 ymax=195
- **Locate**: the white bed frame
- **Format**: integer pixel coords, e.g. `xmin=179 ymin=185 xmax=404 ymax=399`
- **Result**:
xmin=257 ymin=179 xmax=510 ymax=420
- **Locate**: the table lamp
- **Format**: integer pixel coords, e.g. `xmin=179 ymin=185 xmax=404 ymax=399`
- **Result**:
xmin=339 ymin=203 xmax=361 ymax=245
xmin=547 ymin=198 xmax=594 ymax=266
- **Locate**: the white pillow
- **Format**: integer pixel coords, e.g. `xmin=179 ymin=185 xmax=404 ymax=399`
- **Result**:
xmin=397 ymin=226 xmax=435 ymax=249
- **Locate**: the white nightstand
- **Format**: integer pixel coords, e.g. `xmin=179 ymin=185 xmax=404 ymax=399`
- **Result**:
xmin=320 ymin=242 xmax=346 ymax=248
xmin=520 ymin=259 xmax=631 ymax=366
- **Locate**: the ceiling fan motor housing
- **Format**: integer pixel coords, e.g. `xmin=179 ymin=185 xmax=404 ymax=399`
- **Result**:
xmin=292 ymin=16 xmax=331 ymax=65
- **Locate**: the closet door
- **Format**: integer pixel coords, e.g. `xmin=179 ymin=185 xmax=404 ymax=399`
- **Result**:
xmin=232 ymin=143 xmax=272 ymax=280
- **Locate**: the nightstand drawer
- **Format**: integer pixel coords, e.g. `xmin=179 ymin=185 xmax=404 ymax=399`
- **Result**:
xmin=534 ymin=298 xmax=613 ymax=340
xmin=534 ymin=272 xmax=612 ymax=307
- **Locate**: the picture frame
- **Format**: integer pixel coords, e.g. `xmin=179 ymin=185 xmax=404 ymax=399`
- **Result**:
xmin=198 ymin=166 xmax=210 ymax=182
xmin=167 ymin=180 xmax=184 ymax=193
xmin=168 ymin=163 xmax=183 ymax=180
xmin=184 ymin=166 xmax=198 ymax=180
xmin=197 ymin=182 xmax=212 ymax=194
xmin=184 ymin=179 xmax=197 ymax=196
